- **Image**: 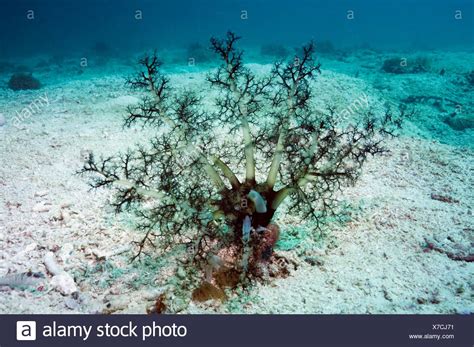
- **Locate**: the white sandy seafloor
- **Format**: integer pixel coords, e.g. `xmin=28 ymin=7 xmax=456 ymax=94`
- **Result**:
xmin=0 ymin=49 xmax=473 ymax=314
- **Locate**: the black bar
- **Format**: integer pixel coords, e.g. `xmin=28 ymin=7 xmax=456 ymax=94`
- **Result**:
xmin=1 ymin=314 xmax=472 ymax=347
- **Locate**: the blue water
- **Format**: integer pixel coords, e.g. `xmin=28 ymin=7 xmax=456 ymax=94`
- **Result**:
xmin=1 ymin=0 xmax=472 ymax=58
xmin=1 ymin=0 xmax=473 ymax=147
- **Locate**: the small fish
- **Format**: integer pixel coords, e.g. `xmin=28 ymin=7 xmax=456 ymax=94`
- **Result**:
xmin=242 ymin=215 xmax=251 ymax=243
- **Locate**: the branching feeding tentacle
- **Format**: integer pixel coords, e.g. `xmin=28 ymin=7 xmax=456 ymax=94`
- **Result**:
xmin=81 ymin=31 xmax=409 ymax=288
xmin=208 ymin=31 xmax=272 ymax=184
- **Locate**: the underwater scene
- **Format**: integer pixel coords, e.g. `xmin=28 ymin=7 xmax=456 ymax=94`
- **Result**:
xmin=0 ymin=0 xmax=472 ymax=315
